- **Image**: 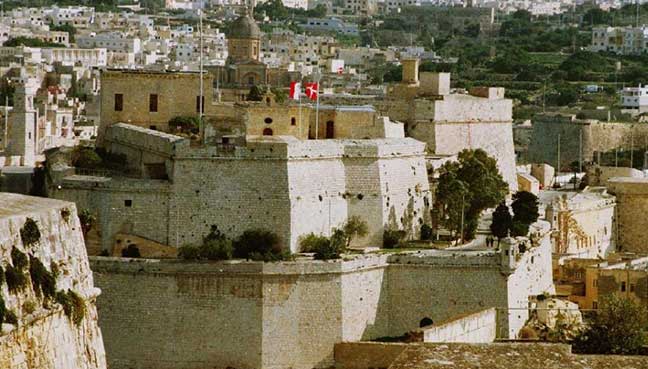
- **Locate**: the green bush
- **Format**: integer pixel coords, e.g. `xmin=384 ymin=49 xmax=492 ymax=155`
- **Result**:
xmin=4 ymin=309 xmax=18 ymax=325
xmin=11 ymin=248 xmax=28 ymax=270
xmin=78 ymin=209 xmax=96 ymax=237
xmin=299 ymin=230 xmax=347 ymax=260
xmin=383 ymin=229 xmax=406 ymax=249
xmin=6 ymin=266 xmax=28 ymax=293
xmin=72 ymin=147 xmax=102 ymax=169
xmin=233 ymin=229 xmax=289 ymax=262
xmin=420 ymin=224 xmax=433 ymax=241
xmin=60 ymin=208 xmax=71 ymax=222
xmin=178 ymin=225 xmax=234 ymax=261
xmin=56 ymin=290 xmax=86 ymax=325
xmin=29 ymin=256 xmax=57 ymax=301
xmin=121 ymin=244 xmax=141 ymax=258
xmin=20 ymin=218 xmax=41 ymax=247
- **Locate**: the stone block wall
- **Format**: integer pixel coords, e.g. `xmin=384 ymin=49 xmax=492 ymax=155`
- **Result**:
xmin=92 ymin=240 xmax=554 ymax=369
xmin=421 ymin=308 xmax=497 ymax=343
xmin=0 ymin=193 xmax=106 ymax=369
xmin=607 ymin=178 xmax=648 ymax=253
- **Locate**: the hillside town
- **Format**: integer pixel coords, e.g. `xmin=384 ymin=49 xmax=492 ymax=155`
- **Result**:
xmin=2 ymin=1 xmax=648 ymax=369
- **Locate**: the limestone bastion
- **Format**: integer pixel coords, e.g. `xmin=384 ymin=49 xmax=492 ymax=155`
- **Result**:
xmin=0 ymin=193 xmax=106 ymax=369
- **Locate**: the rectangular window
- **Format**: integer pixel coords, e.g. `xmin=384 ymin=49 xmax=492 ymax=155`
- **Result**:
xmin=114 ymin=93 xmax=123 ymax=111
xmin=124 ymin=200 xmax=132 ymax=207
xmin=196 ymin=95 xmax=205 ymax=113
xmin=621 ymin=281 xmax=626 ymax=292
xmin=149 ymin=94 xmax=158 ymax=112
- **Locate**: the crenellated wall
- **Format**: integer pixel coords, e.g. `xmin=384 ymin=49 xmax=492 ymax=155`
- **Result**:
xmin=0 ymin=193 xmax=106 ymax=369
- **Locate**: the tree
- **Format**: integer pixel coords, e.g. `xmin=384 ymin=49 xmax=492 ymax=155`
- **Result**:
xmin=247 ymin=85 xmax=264 ymax=102
xmin=341 ymin=216 xmax=368 ymax=247
xmin=3 ymin=37 xmax=63 ymax=48
xmin=72 ymin=147 xmax=102 ymax=169
xmin=573 ymin=295 xmax=648 ymax=355
xmin=435 ymin=149 xmax=509 ymax=241
xmin=510 ymin=191 xmax=539 ymax=237
xmin=490 ymin=202 xmax=512 ymax=243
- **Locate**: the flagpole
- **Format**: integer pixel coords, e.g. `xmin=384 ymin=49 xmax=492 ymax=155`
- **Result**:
xmin=315 ymin=77 xmax=320 ymax=140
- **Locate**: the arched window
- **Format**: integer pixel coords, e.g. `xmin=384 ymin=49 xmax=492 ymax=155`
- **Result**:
xmin=263 ymin=128 xmax=273 ymax=136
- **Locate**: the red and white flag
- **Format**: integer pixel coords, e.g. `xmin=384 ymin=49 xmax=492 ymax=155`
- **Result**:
xmin=289 ymin=81 xmax=301 ymax=100
xmin=337 ymin=67 xmax=344 ymax=75
xmin=305 ymin=82 xmax=319 ymax=101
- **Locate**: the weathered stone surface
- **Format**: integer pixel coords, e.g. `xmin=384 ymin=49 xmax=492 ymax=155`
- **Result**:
xmin=0 ymin=193 xmax=106 ymax=369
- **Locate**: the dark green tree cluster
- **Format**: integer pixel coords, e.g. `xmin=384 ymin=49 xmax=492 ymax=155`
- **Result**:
xmin=179 ymin=226 xmax=290 ymax=262
xmin=573 ymin=295 xmax=648 ymax=355
xmin=435 ymin=149 xmax=508 ymax=242
xmin=489 ymin=191 xmax=539 ymax=240
xmin=3 ymin=37 xmax=64 ymax=48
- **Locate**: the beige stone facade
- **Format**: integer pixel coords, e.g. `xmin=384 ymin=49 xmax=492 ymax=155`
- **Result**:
xmin=607 ymin=177 xmax=648 ymax=253
xmin=91 ymin=233 xmax=553 ymax=369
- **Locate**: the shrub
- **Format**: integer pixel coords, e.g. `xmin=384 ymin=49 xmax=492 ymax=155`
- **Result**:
xmin=177 ymin=225 xmax=233 ymax=261
xmin=4 ymin=309 xmax=18 ymax=325
xmin=11 ymin=248 xmax=28 ymax=270
xmin=20 ymin=218 xmax=41 ymax=247
xmin=50 ymin=261 xmax=60 ymax=279
xmin=121 ymin=244 xmax=141 ymax=258
xmin=233 ymin=229 xmax=289 ymax=262
xmin=383 ymin=229 xmax=406 ymax=249
xmin=23 ymin=300 xmax=36 ymax=315
xmin=341 ymin=216 xmax=368 ymax=247
xmin=299 ymin=230 xmax=347 ymax=260
xmin=420 ymin=224 xmax=433 ymax=241
xmin=29 ymin=256 xmax=57 ymax=301
xmin=56 ymin=290 xmax=86 ymax=325
xmin=78 ymin=209 xmax=96 ymax=237
xmin=178 ymin=244 xmax=201 ymax=260
xmin=72 ymin=147 xmax=102 ymax=169
xmin=5 ymin=266 xmax=28 ymax=293
xmin=60 ymin=208 xmax=71 ymax=222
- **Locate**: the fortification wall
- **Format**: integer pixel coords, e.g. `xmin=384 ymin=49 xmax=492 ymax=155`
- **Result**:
xmin=607 ymin=178 xmax=648 ymax=253
xmin=421 ymin=308 xmax=497 ymax=343
xmin=92 ymin=244 xmax=552 ymax=369
xmin=410 ymin=121 xmax=517 ymax=191
xmin=528 ymin=118 xmax=648 ymax=169
xmin=0 ymin=193 xmax=106 ymax=369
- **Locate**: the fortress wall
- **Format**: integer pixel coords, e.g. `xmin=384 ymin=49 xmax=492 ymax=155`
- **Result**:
xmin=91 ymin=260 xmax=264 ymax=369
xmin=52 ymin=180 xmax=172 ymax=252
xmin=607 ymin=178 xmax=648 ymax=253
xmin=287 ymin=158 xmax=349 ymax=251
xmin=0 ymin=194 xmax=106 ymax=369
xmin=414 ymin=122 xmax=517 ymax=191
xmin=431 ymin=96 xmax=512 ymax=123
xmin=528 ymin=118 xmax=648 ymax=170
xmin=92 ymin=246 xmax=553 ymax=369
xmin=171 ymin=157 xmax=293 ymax=248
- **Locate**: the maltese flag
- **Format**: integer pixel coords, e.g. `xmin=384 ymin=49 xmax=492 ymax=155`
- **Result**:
xmin=305 ymin=82 xmax=319 ymax=101
xmin=289 ymin=81 xmax=301 ymax=100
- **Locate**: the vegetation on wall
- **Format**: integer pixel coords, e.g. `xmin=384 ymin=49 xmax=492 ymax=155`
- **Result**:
xmin=79 ymin=209 xmax=96 ymax=237
xmin=20 ymin=218 xmax=41 ymax=247
xmin=383 ymin=229 xmax=406 ymax=249
xmin=299 ymin=217 xmax=368 ymax=259
xmin=29 ymin=256 xmax=57 ymax=302
xmin=233 ymin=229 xmax=289 ymax=262
xmin=56 ymin=289 xmax=86 ymax=326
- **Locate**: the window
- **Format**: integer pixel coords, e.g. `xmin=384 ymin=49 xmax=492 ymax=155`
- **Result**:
xmin=149 ymin=125 xmax=157 ymax=130
xmin=196 ymin=95 xmax=205 ymax=113
xmin=114 ymin=93 xmax=123 ymax=111
xmin=264 ymin=117 xmax=273 ymax=124
xmin=291 ymin=117 xmax=296 ymax=125
xmin=326 ymin=121 xmax=335 ymax=139
xmin=149 ymin=94 xmax=158 ymax=112
xmin=621 ymin=281 xmax=626 ymax=292
xmin=263 ymin=128 xmax=273 ymax=136
xmin=124 ymin=200 xmax=132 ymax=207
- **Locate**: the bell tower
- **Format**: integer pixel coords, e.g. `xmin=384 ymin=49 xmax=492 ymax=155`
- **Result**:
xmin=7 ymin=79 xmax=38 ymax=166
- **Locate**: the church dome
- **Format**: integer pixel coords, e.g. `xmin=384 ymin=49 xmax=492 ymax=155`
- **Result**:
xmin=228 ymin=12 xmax=261 ymax=39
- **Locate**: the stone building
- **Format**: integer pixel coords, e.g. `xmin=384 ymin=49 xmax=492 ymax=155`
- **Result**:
xmin=0 ymin=193 xmax=106 ymax=369
xmin=543 ymin=188 xmax=616 ymax=260
xmin=607 ymin=177 xmax=648 ymax=253
xmin=377 ymin=61 xmax=518 ymax=190
xmin=91 ymin=232 xmax=554 ymax=369
xmin=4 ymin=78 xmax=38 ymax=167
xmin=51 ymin=123 xmax=431 ymax=253
xmin=98 ymin=69 xmax=213 ymax=137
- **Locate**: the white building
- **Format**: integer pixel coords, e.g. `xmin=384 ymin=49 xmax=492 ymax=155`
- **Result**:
xmin=620 ymin=85 xmax=648 ymax=113
xmin=77 ymin=32 xmax=142 ymax=53
xmin=41 ymin=48 xmax=108 ymax=67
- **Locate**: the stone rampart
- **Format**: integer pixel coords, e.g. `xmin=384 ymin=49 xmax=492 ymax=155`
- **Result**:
xmin=421 ymin=308 xmax=497 ymax=343
xmin=0 ymin=193 xmax=106 ymax=369
xmin=91 ymin=238 xmax=553 ymax=369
